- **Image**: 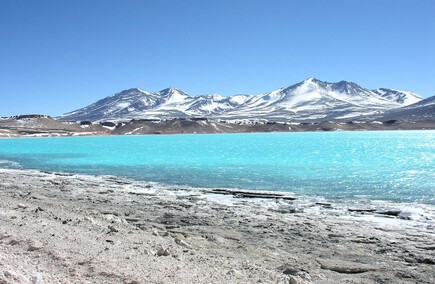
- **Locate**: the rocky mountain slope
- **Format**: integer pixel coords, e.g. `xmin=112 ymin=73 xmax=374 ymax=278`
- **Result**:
xmin=58 ymin=78 xmax=423 ymax=122
xmin=379 ymin=95 xmax=435 ymax=121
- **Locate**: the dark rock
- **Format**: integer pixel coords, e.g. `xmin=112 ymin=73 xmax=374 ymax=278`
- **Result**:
xmin=327 ymin=234 xmax=344 ymax=238
xmin=9 ymin=239 xmax=21 ymax=245
xmin=348 ymin=208 xmax=376 ymax=213
xmin=16 ymin=114 xmax=49 ymax=119
xmin=282 ymin=266 xmax=300 ymax=275
xmin=376 ymin=210 xmax=401 ymax=216
xmin=417 ymin=258 xmax=435 ymax=265
xmin=383 ymin=120 xmax=398 ymax=125
xmin=100 ymin=121 xmax=116 ymax=127
xmin=416 ymin=245 xmax=435 ymax=250
xmin=125 ymin=217 xmax=141 ymax=223
xmin=351 ymin=237 xmax=379 ymax=244
xmin=210 ymin=189 xmax=296 ymax=200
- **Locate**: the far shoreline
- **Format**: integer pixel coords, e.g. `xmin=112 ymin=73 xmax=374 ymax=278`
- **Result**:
xmin=1 ymin=117 xmax=435 ymax=139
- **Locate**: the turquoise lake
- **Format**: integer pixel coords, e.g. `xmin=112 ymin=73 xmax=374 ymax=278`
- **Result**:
xmin=0 ymin=131 xmax=434 ymax=204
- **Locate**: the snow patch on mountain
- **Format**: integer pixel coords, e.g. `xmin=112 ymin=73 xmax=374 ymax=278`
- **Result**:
xmin=373 ymin=88 xmax=422 ymax=105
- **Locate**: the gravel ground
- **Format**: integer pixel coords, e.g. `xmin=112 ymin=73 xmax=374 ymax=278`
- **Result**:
xmin=0 ymin=169 xmax=434 ymax=283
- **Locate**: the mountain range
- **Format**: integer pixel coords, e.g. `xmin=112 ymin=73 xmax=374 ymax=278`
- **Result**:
xmin=58 ymin=78 xmax=428 ymax=122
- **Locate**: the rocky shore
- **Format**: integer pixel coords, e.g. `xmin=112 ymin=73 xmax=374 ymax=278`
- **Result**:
xmin=0 ymin=169 xmax=434 ymax=283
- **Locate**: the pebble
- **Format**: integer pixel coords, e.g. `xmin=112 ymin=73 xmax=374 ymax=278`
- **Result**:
xmin=226 ymin=269 xmax=241 ymax=277
xmin=4 ymin=270 xmax=19 ymax=279
xmin=156 ymin=246 xmax=170 ymax=256
xmin=35 ymin=206 xmax=45 ymax=212
xmin=125 ymin=280 xmax=140 ymax=284
xmin=103 ymin=214 xmax=122 ymax=223
xmin=0 ymin=233 xmax=10 ymax=241
xmin=288 ymin=275 xmax=307 ymax=284
xmin=28 ymin=240 xmax=43 ymax=251
xmin=174 ymin=237 xmax=192 ymax=249
xmin=17 ymin=203 xmax=28 ymax=209
xmin=32 ymin=273 xmax=44 ymax=284
xmin=84 ymin=216 xmax=93 ymax=222
xmin=108 ymin=225 xmax=119 ymax=233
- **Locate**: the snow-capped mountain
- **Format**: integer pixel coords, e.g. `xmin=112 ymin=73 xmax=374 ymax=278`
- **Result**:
xmin=58 ymin=78 xmax=423 ymax=122
xmin=218 ymin=78 xmax=422 ymax=121
xmin=379 ymin=95 xmax=435 ymax=121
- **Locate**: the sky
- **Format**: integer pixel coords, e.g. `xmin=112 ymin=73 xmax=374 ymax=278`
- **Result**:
xmin=1 ymin=0 xmax=434 ymax=116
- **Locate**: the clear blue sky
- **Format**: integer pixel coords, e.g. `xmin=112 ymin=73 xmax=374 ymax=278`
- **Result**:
xmin=1 ymin=0 xmax=434 ymax=116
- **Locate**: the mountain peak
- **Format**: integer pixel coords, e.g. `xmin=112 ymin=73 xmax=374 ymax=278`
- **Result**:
xmin=159 ymin=87 xmax=184 ymax=94
xmin=109 ymin=87 xmax=150 ymax=99
xmin=157 ymin=87 xmax=190 ymax=104
xmin=303 ymin=77 xmax=322 ymax=84
xmin=122 ymin=88 xmax=147 ymax=93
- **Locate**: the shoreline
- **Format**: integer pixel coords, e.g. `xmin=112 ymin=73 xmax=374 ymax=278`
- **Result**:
xmin=1 ymin=169 xmax=434 ymax=283
xmin=2 ymin=161 xmax=434 ymax=206
xmin=1 ymin=117 xmax=435 ymax=138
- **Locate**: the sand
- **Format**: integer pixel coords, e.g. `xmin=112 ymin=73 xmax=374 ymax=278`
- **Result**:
xmin=0 ymin=169 xmax=434 ymax=283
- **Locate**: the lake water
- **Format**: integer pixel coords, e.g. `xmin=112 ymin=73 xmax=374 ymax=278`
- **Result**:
xmin=0 ymin=131 xmax=434 ymax=204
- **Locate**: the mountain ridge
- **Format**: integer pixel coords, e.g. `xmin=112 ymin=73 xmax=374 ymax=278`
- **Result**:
xmin=58 ymin=78 xmax=424 ymax=122
xmin=378 ymin=95 xmax=435 ymax=121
